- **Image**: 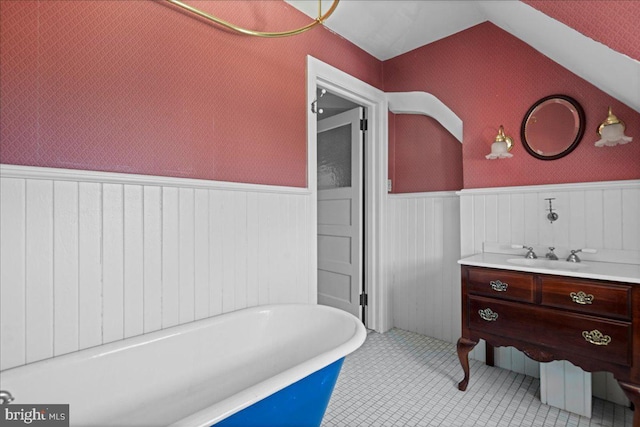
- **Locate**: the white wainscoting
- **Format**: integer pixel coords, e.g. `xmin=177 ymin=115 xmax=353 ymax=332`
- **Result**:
xmin=0 ymin=165 xmax=313 ymax=371
xmin=387 ymin=192 xmax=461 ymax=343
xmin=459 ymin=179 xmax=640 ymax=411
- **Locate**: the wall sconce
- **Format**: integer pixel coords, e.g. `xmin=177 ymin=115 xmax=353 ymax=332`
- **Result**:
xmin=595 ymin=107 xmax=632 ymax=147
xmin=485 ymin=125 xmax=514 ymax=159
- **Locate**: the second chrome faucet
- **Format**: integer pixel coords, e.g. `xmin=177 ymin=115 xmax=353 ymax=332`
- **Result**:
xmin=566 ymin=248 xmax=597 ymax=263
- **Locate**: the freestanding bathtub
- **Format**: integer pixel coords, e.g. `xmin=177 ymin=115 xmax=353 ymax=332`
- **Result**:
xmin=0 ymin=304 xmax=366 ymax=426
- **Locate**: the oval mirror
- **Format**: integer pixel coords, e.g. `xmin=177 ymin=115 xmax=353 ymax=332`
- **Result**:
xmin=520 ymin=95 xmax=585 ymax=160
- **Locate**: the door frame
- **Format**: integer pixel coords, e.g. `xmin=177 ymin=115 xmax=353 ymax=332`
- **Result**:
xmin=307 ymin=56 xmax=390 ymax=332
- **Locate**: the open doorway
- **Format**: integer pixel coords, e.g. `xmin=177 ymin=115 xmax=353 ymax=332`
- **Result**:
xmin=307 ymin=56 xmax=390 ymax=333
xmin=316 ymin=89 xmax=366 ymax=322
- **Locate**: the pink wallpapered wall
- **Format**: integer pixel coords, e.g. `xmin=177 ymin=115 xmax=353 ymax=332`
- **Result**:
xmin=0 ymin=1 xmax=382 ymax=187
xmin=384 ymin=21 xmax=640 ymax=190
xmin=388 ymin=114 xmax=462 ymax=193
xmin=522 ymin=0 xmax=640 ymax=62
xmin=2 ymin=2 xmax=639 ymax=191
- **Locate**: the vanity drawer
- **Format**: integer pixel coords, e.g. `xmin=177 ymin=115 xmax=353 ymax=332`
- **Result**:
xmin=466 ymin=267 xmax=535 ymax=303
xmin=538 ymin=309 xmax=632 ymax=366
xmin=468 ymin=297 xmax=536 ymax=340
xmin=468 ymin=296 xmax=632 ymax=366
xmin=541 ymin=277 xmax=631 ymax=319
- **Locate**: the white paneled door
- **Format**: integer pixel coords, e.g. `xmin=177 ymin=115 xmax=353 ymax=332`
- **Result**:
xmin=317 ymin=107 xmax=364 ymax=319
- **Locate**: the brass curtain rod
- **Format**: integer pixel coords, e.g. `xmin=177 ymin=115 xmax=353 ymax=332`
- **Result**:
xmin=166 ymin=0 xmax=340 ymax=38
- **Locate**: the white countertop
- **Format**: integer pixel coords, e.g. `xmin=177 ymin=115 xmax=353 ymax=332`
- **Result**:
xmin=459 ymin=252 xmax=640 ymax=284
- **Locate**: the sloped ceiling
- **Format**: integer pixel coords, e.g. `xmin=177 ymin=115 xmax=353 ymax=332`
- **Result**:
xmin=286 ymin=0 xmax=640 ymax=112
xmin=288 ymin=0 xmax=486 ymax=61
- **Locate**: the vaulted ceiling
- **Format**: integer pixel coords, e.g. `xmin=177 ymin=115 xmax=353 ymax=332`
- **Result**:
xmin=286 ymin=1 xmax=640 ymax=112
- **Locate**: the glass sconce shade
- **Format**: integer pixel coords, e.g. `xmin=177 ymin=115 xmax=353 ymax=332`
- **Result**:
xmin=486 ymin=125 xmax=513 ymax=159
xmin=595 ymin=107 xmax=632 ymax=147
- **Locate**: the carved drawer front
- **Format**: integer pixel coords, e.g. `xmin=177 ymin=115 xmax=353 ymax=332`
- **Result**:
xmin=467 ymin=268 xmax=535 ymax=303
xmin=468 ymin=296 xmax=632 ymax=367
xmin=538 ymin=309 xmax=632 ymax=366
xmin=541 ymin=277 xmax=631 ymax=319
xmin=468 ymin=297 xmax=535 ymax=339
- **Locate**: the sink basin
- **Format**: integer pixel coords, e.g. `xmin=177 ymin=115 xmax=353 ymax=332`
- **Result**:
xmin=506 ymin=258 xmax=588 ymax=270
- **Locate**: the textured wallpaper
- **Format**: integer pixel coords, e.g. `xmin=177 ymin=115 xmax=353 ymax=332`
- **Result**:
xmin=2 ymin=1 xmax=638 ymax=190
xmin=0 ymin=1 xmax=383 ymax=187
xmin=384 ymin=22 xmax=640 ymax=190
xmin=522 ymin=0 xmax=640 ymax=61
xmin=389 ymin=114 xmax=463 ymax=193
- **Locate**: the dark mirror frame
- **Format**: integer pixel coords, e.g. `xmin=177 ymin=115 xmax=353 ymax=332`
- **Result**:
xmin=520 ymin=95 xmax=586 ymax=161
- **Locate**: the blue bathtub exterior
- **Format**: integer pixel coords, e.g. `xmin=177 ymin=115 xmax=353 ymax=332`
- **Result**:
xmin=214 ymin=358 xmax=345 ymax=427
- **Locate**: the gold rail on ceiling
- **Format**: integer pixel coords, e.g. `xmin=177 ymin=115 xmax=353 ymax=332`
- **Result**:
xmin=166 ymin=0 xmax=340 ymax=38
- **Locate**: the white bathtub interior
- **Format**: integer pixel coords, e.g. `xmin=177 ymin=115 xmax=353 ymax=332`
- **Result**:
xmin=1 ymin=305 xmax=366 ymax=427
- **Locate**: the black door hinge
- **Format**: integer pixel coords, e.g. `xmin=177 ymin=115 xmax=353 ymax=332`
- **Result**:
xmin=360 ymin=118 xmax=368 ymax=131
xmin=359 ymin=293 xmax=368 ymax=307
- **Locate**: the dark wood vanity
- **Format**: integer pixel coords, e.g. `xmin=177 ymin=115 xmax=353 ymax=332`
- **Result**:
xmin=456 ymin=264 xmax=640 ymax=427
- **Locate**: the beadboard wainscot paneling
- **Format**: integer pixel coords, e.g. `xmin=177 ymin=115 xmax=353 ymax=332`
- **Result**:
xmin=387 ymin=192 xmax=461 ymax=343
xmin=458 ymin=179 xmax=640 ymax=412
xmin=0 ymin=165 xmax=313 ymax=371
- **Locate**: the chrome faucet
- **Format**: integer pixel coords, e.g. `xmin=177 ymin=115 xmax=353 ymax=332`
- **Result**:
xmin=0 ymin=390 xmax=14 ymax=404
xmin=566 ymin=248 xmax=597 ymax=263
xmin=512 ymin=244 xmax=537 ymax=259
xmin=545 ymin=247 xmax=558 ymax=260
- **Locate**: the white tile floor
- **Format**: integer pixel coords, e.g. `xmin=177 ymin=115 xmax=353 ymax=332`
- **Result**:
xmin=323 ymin=329 xmax=634 ymax=427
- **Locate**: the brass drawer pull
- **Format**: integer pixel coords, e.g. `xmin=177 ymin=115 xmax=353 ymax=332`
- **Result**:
xmin=479 ymin=308 xmax=498 ymax=322
xmin=582 ymin=329 xmax=611 ymax=346
xmin=570 ymin=291 xmax=594 ymax=305
xmin=490 ymin=280 xmax=508 ymax=292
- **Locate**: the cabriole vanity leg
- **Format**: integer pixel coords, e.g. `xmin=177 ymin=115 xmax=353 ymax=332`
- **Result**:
xmin=456 ymin=337 xmax=478 ymax=391
xmin=618 ymin=382 xmax=640 ymax=427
